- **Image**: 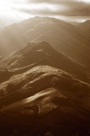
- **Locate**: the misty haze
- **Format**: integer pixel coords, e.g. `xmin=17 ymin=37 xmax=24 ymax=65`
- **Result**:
xmin=0 ymin=0 xmax=90 ymax=136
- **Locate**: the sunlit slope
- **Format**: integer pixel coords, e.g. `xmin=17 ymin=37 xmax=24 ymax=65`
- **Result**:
xmin=0 ymin=65 xmax=90 ymax=126
xmin=0 ymin=17 xmax=90 ymax=67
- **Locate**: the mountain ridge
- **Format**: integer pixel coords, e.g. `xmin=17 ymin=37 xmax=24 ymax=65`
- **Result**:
xmin=0 ymin=17 xmax=90 ymax=67
xmin=0 ymin=41 xmax=89 ymax=84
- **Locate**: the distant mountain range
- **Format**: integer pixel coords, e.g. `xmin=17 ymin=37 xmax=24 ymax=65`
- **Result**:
xmin=0 ymin=17 xmax=90 ymax=67
xmin=76 ymin=20 xmax=90 ymax=38
xmin=0 ymin=17 xmax=90 ymax=135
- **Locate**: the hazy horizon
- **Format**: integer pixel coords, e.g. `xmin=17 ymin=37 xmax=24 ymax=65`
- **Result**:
xmin=0 ymin=0 xmax=90 ymax=28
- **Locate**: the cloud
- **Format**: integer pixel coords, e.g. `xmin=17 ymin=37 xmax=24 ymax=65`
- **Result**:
xmin=16 ymin=0 xmax=90 ymax=17
xmin=3 ymin=0 xmax=90 ymax=17
xmin=0 ymin=0 xmax=90 ymax=24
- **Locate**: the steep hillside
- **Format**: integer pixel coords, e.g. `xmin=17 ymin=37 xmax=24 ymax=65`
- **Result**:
xmin=0 ymin=41 xmax=89 ymax=83
xmin=0 ymin=17 xmax=90 ymax=67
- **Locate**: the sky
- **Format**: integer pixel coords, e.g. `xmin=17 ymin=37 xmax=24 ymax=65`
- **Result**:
xmin=0 ymin=0 xmax=90 ymax=28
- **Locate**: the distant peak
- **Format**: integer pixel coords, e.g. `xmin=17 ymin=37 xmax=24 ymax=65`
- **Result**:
xmin=19 ymin=41 xmax=53 ymax=54
xmin=39 ymin=41 xmax=50 ymax=46
xmin=40 ymin=41 xmax=48 ymax=44
xmin=82 ymin=20 xmax=90 ymax=24
xmin=30 ymin=41 xmax=53 ymax=52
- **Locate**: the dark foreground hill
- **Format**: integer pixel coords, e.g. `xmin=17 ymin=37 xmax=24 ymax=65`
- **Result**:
xmin=0 ymin=42 xmax=90 ymax=136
